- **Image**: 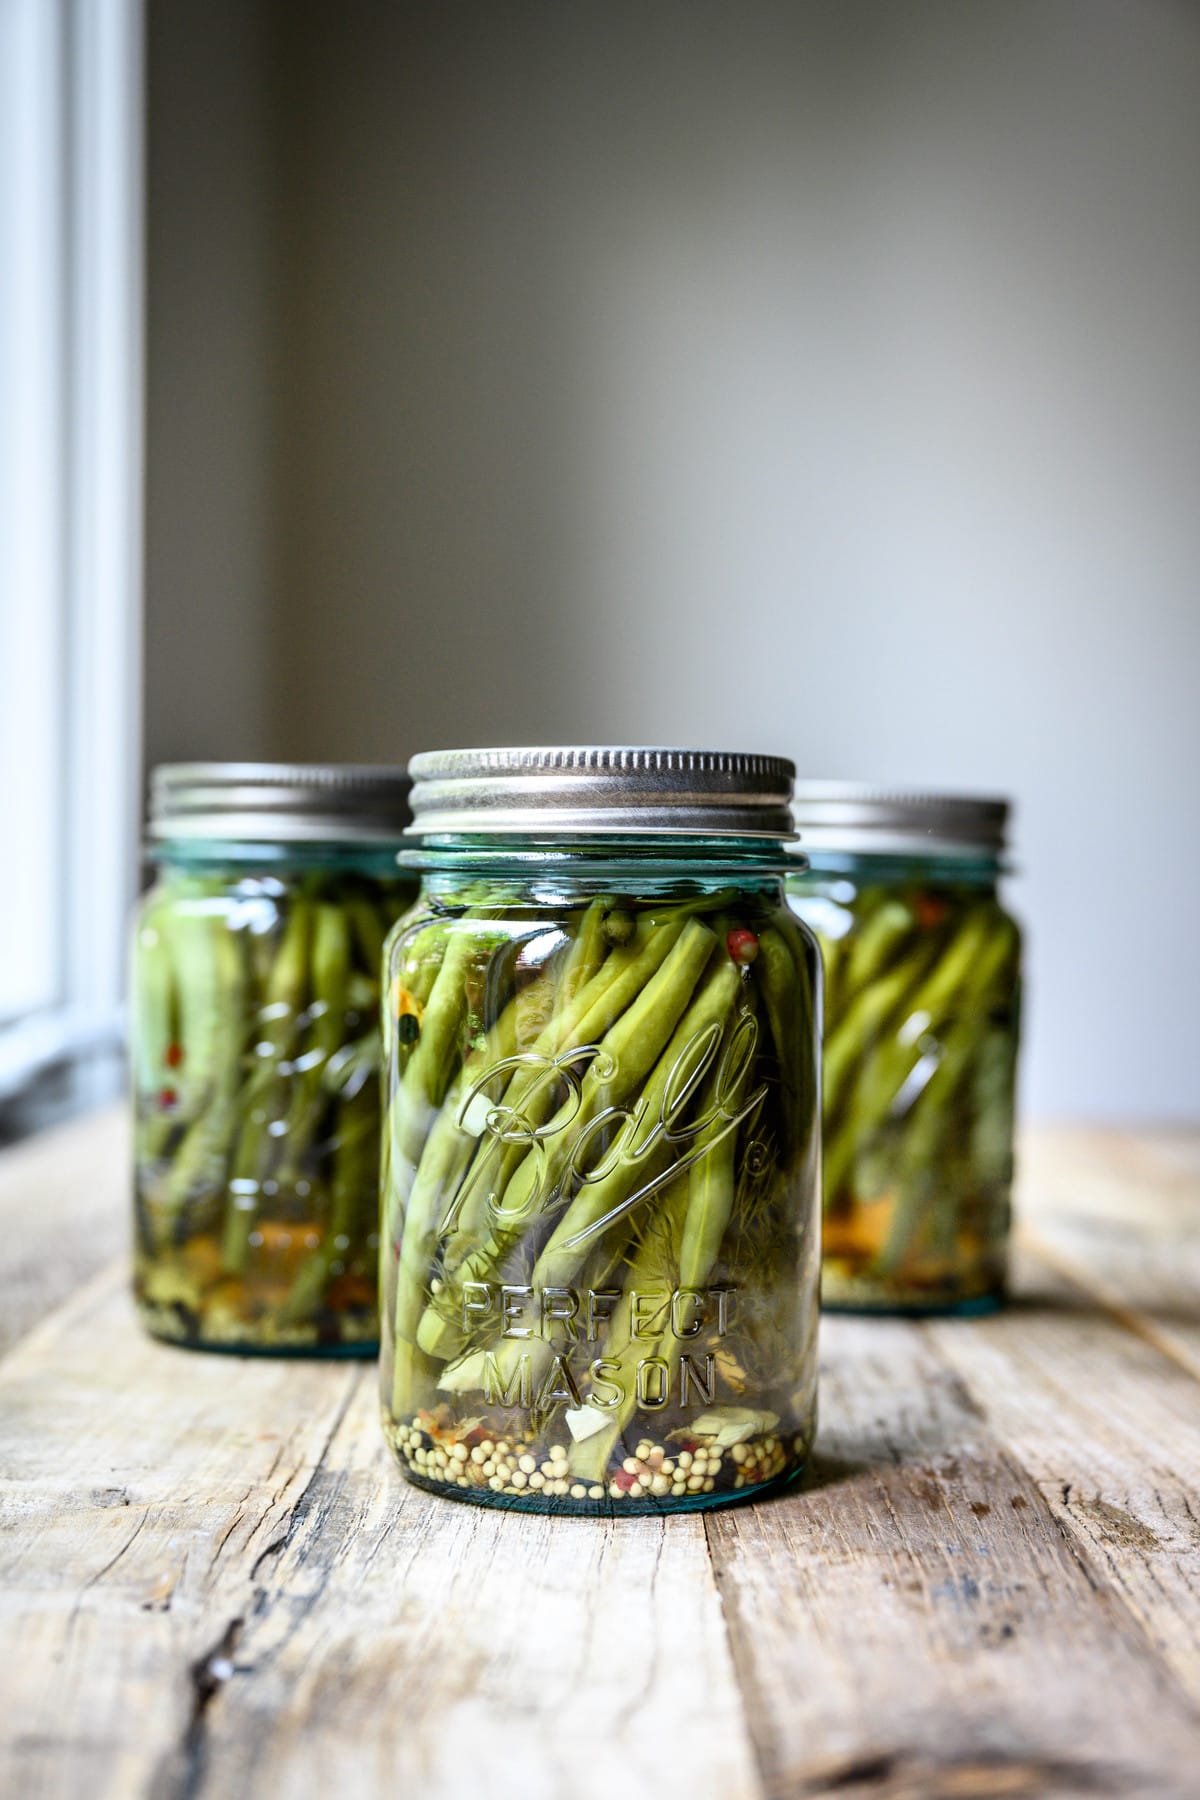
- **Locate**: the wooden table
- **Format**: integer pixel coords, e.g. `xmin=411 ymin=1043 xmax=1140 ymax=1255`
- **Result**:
xmin=1 ymin=1112 xmax=1198 ymax=1799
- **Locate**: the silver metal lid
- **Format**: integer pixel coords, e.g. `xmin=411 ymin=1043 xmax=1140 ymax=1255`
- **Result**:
xmin=406 ymin=747 xmax=797 ymax=839
xmin=790 ymin=780 xmax=1010 ymax=857
xmin=149 ymin=763 xmax=412 ymax=843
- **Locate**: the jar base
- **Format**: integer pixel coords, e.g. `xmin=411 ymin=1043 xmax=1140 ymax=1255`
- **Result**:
xmin=394 ymin=1459 xmax=808 ymax=1516
xmin=136 ymin=1305 xmax=378 ymax=1359
xmin=821 ymin=1289 xmax=1005 ymax=1319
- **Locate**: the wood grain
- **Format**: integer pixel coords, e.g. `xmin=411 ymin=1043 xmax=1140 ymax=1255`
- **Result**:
xmin=1018 ymin=1127 xmax=1200 ymax=1379
xmin=0 ymin=1273 xmax=761 ymax=1800
xmin=706 ymin=1313 xmax=1200 ymax=1799
xmin=0 ymin=1116 xmax=1197 ymax=1799
xmin=931 ymin=1240 xmax=1200 ymax=1714
xmin=173 ymin=1373 xmax=762 ymax=1800
xmin=0 ymin=1104 xmax=128 ymax=1354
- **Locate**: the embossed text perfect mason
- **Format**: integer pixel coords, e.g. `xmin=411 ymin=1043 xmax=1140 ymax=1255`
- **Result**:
xmin=379 ymin=747 xmax=822 ymax=1514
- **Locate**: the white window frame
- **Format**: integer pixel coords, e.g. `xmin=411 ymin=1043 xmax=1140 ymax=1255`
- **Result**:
xmin=0 ymin=0 xmax=143 ymax=1107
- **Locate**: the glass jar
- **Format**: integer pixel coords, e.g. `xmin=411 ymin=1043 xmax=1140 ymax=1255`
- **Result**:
xmin=786 ymin=784 xmax=1022 ymax=1315
xmin=380 ymin=748 xmax=821 ymax=1514
xmin=131 ymin=764 xmax=416 ymax=1354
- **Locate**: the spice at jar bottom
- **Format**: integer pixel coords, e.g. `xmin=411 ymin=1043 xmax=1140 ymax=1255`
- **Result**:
xmin=380 ymin=748 xmax=821 ymax=1514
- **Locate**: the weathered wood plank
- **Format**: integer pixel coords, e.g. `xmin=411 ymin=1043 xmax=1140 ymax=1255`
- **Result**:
xmin=0 ymin=1265 xmax=763 ymax=1800
xmin=173 ymin=1372 xmax=763 ymax=1800
xmin=3 ymin=1114 xmax=1199 ymax=1800
xmin=1017 ymin=1127 xmax=1200 ymax=1380
xmin=704 ymin=1314 xmax=1200 ymax=1799
xmin=0 ymin=1267 xmax=362 ymax=1799
xmin=929 ymin=1239 xmax=1200 ymax=1712
xmin=0 ymin=1104 xmax=128 ymax=1355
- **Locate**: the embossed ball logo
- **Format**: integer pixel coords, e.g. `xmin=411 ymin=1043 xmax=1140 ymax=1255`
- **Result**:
xmin=439 ymin=1009 xmax=769 ymax=1248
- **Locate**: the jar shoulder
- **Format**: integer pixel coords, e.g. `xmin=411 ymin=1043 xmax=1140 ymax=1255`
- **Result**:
xmin=788 ymin=867 xmax=1019 ymax=935
xmin=385 ymin=882 xmax=811 ymax=964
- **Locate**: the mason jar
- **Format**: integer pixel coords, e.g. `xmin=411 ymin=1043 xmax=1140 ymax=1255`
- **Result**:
xmin=787 ymin=784 xmax=1022 ymax=1315
xmin=379 ymin=748 xmax=821 ymax=1514
xmin=131 ymin=764 xmax=416 ymax=1354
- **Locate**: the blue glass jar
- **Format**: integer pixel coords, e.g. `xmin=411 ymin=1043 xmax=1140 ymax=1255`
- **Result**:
xmin=787 ymin=785 xmax=1022 ymax=1315
xmin=131 ymin=764 xmax=415 ymax=1354
xmin=380 ymin=748 xmax=821 ymax=1513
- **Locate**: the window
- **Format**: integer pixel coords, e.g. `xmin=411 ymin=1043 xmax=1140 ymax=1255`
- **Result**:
xmin=0 ymin=0 xmax=143 ymax=1127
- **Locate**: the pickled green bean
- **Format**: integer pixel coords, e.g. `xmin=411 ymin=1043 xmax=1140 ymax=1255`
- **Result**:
xmin=381 ymin=868 xmax=819 ymax=1510
xmin=222 ymin=901 xmax=313 ymax=1274
xmin=133 ymin=860 xmax=417 ymax=1353
xmin=789 ymin=866 xmax=1020 ymax=1313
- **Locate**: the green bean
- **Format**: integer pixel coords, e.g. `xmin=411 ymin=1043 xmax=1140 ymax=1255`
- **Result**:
xmin=677 ymin=1088 xmax=740 ymax=1292
xmin=497 ymin=918 xmax=718 ymax=1224
xmin=434 ymin=905 xmax=616 ymax=1260
xmin=419 ymin=951 xmax=740 ymax=1377
xmin=384 ymin=914 xmax=554 ymax=1224
xmin=346 ymin=894 xmax=387 ymax=980
xmin=520 ymin=951 xmax=737 ymax=1281
xmin=409 ymin=921 xmax=718 ymax=1370
xmin=386 ymin=961 xmax=531 ymax=1351
xmin=874 ymin=919 xmax=1019 ymax=1275
xmin=221 ymin=901 xmax=312 ymax=1274
xmin=824 ymin=901 xmax=1007 ymax=1200
xmin=398 ymin=925 xmax=476 ymax=1106
xmin=151 ymin=909 xmax=247 ymax=1235
xmin=566 ymin=1166 xmax=695 ymax=1484
xmin=166 ymin=887 xmax=239 ymax=1122
xmin=390 ymin=915 xmax=453 ymax=1011
xmin=856 ymin=904 xmax=1002 ymax=1104
xmin=476 ymin=913 xmax=685 ymax=1213
xmin=135 ymin=856 xmax=419 ymax=1352
xmin=823 ymin=934 xmax=939 ymax=1121
xmin=131 ymin=909 xmax=176 ymax=1098
xmin=818 ymin=931 xmax=846 ymax=1021
xmin=277 ymin=1071 xmax=376 ymax=1327
xmin=344 ymin=969 xmax=378 ymax=1017
xmin=562 ymin=897 xmax=616 ymax=1005
xmin=388 ymin=918 xmax=517 ymax=1177
xmin=381 ymin=869 xmax=824 ymax=1506
xmin=277 ymin=902 xmax=351 ymax=1182
xmin=755 ymin=924 xmax=818 ymax=1163
xmin=839 ymin=897 xmax=916 ymax=1003
xmin=790 ymin=860 xmax=1022 ymax=1312
xmin=434 ymin=982 xmax=744 ymax=1428
xmin=131 ymin=906 xmax=181 ymax=1171
xmin=970 ymin=1014 xmax=1021 ymax=1187
xmin=424 ymin=915 xmax=682 ymax=1287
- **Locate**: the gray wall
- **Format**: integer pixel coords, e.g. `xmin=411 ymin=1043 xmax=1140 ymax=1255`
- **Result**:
xmin=144 ymin=0 xmax=279 ymax=765
xmin=145 ymin=1 xmax=1200 ymax=1121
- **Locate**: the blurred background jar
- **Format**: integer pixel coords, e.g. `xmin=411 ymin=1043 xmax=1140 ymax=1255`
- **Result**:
xmin=131 ymin=764 xmax=415 ymax=1354
xmin=787 ymin=785 xmax=1022 ymax=1315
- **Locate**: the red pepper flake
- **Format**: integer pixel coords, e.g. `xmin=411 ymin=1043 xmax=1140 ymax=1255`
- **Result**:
xmin=915 ymin=894 xmax=949 ymax=931
xmin=158 ymin=1087 xmax=177 ymax=1110
xmin=676 ymin=1437 xmax=698 ymax=1454
xmin=164 ymin=1042 xmax=184 ymax=1068
xmin=726 ymin=928 xmax=760 ymax=966
xmin=613 ymin=1469 xmax=638 ymax=1492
